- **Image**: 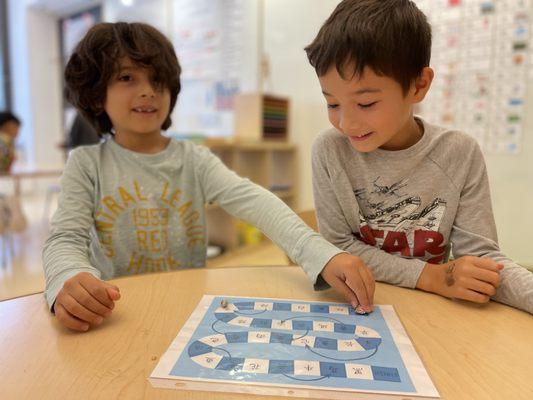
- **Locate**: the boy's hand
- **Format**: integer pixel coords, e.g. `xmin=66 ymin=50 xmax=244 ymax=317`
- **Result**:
xmin=320 ymin=253 xmax=375 ymax=313
xmin=53 ymin=272 xmax=121 ymax=332
xmin=417 ymin=256 xmax=503 ymax=303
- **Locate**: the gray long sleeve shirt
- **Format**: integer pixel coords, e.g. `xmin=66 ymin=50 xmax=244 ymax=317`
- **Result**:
xmin=43 ymin=138 xmax=343 ymax=309
xmin=312 ymin=117 xmax=533 ymax=314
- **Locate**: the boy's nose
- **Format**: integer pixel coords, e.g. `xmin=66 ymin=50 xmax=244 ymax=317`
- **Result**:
xmin=339 ymin=112 xmax=362 ymax=133
xmin=139 ymin=82 xmax=156 ymax=98
xmin=140 ymin=89 xmax=155 ymax=98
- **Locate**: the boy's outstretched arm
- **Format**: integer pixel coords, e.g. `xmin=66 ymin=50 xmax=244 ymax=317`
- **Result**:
xmin=194 ymin=144 xmax=374 ymax=310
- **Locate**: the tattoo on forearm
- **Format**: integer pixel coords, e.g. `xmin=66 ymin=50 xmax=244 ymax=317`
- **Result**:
xmin=445 ymin=263 xmax=456 ymax=287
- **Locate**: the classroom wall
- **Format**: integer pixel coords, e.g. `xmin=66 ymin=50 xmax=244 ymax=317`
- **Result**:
xmin=487 ymin=85 xmax=533 ymax=266
xmin=7 ymin=0 xmax=34 ymax=165
xmin=263 ymin=0 xmax=340 ymax=212
xmin=7 ymin=0 xmax=533 ymax=265
xmin=26 ymin=8 xmax=63 ymax=168
xmin=8 ymin=0 xmax=64 ymax=169
xmin=104 ymin=0 xmax=170 ymax=35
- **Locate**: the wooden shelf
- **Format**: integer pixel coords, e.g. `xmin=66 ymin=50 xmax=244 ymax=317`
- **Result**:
xmin=272 ymin=189 xmax=294 ymax=199
xmin=205 ymin=190 xmax=294 ymax=212
xmin=207 ymin=141 xmax=295 ymax=151
xmin=204 ymin=141 xmax=297 ymax=250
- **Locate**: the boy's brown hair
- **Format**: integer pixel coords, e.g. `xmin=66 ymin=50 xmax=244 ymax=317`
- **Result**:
xmin=305 ymin=0 xmax=431 ymax=93
xmin=64 ymin=22 xmax=181 ymax=135
xmin=0 ymin=112 xmax=21 ymax=129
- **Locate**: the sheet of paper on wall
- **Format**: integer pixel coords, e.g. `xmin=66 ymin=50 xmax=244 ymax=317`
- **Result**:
xmin=414 ymin=0 xmax=530 ymax=155
xmin=150 ymin=295 xmax=439 ymax=399
xmin=170 ymin=0 xmax=255 ymax=138
xmin=529 ymin=44 xmax=533 ymax=79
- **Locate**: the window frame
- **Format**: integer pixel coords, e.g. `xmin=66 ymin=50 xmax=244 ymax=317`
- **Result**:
xmin=0 ymin=0 xmax=11 ymax=110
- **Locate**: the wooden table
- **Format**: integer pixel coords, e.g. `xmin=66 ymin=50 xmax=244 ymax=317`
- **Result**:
xmin=1 ymin=266 xmax=532 ymax=399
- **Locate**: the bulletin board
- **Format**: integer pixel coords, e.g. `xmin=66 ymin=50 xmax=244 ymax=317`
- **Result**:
xmin=415 ymin=0 xmax=531 ymax=154
xmin=171 ymin=0 xmax=260 ymax=138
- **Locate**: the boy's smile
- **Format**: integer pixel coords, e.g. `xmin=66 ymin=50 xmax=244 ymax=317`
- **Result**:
xmin=348 ymin=131 xmax=375 ymax=143
xmin=318 ymin=65 xmax=433 ymax=152
xmin=105 ymin=57 xmax=171 ymax=152
xmin=132 ymin=105 xmax=157 ymax=115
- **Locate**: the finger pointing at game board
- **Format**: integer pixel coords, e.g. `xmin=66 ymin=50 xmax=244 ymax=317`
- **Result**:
xmin=320 ymin=253 xmax=375 ymax=313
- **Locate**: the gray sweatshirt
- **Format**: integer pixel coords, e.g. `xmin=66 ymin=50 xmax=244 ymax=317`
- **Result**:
xmin=43 ymin=138 xmax=343 ymax=309
xmin=312 ymin=117 xmax=533 ymax=314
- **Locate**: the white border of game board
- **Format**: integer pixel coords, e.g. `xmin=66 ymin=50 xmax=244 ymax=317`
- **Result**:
xmin=150 ymin=295 xmax=439 ymax=399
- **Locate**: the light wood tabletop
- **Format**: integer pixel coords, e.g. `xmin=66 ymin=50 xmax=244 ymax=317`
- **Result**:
xmin=1 ymin=266 xmax=532 ymax=399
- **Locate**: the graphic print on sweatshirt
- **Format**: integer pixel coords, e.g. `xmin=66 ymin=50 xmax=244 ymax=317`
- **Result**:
xmin=94 ymin=180 xmax=205 ymax=273
xmin=354 ymin=177 xmax=447 ymax=264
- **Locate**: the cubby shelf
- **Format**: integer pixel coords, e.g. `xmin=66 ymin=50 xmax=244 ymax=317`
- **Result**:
xmin=205 ymin=141 xmax=297 ymax=250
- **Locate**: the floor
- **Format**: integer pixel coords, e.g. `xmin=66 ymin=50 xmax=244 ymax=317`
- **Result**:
xmin=0 ymin=192 xmax=289 ymax=301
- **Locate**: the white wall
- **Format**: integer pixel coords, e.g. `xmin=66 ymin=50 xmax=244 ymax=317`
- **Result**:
xmin=487 ymin=85 xmax=533 ymax=265
xmin=104 ymin=0 xmax=170 ymax=35
xmin=263 ymin=0 xmax=339 ymax=210
xmin=8 ymin=0 xmax=64 ymax=169
xmin=8 ymin=0 xmax=34 ymax=165
xmin=26 ymin=8 xmax=63 ymax=167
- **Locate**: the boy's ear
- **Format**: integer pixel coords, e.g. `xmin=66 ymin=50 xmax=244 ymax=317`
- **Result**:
xmin=411 ymin=67 xmax=434 ymax=104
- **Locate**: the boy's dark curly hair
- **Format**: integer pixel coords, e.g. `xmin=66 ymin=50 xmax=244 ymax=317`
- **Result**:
xmin=64 ymin=22 xmax=181 ymax=135
xmin=0 ymin=111 xmax=21 ymax=128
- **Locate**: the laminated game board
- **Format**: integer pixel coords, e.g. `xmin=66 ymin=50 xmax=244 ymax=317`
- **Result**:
xmin=150 ymin=295 xmax=439 ymax=399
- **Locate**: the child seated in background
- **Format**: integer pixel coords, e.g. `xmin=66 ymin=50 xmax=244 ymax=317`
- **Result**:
xmin=43 ymin=22 xmax=375 ymax=332
xmin=305 ymin=0 xmax=533 ymax=314
xmin=0 ymin=112 xmax=21 ymax=173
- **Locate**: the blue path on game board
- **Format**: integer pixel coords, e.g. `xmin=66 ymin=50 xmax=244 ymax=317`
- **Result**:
xmin=185 ymin=300 xmax=399 ymax=382
xmin=187 ymin=334 xmax=399 ymax=382
xmin=169 ymin=297 xmax=416 ymax=392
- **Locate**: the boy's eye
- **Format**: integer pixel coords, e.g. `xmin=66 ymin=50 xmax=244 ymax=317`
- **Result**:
xmin=327 ymin=104 xmax=339 ymax=109
xmin=118 ymin=74 xmax=132 ymax=82
xmin=358 ymin=101 xmax=378 ymax=109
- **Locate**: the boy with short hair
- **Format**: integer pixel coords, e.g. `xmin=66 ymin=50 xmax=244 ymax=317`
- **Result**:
xmin=305 ymin=0 xmax=533 ymax=313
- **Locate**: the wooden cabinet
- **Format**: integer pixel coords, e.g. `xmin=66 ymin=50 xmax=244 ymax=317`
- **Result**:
xmin=205 ymin=141 xmax=297 ymax=250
